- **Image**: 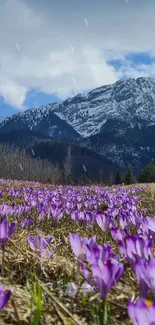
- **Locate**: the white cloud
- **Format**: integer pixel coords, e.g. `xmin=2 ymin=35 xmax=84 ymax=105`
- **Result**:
xmin=0 ymin=79 xmax=27 ymax=108
xmin=117 ymin=62 xmax=155 ymax=79
xmin=0 ymin=0 xmax=155 ymax=109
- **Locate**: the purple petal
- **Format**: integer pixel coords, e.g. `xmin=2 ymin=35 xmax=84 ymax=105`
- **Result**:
xmin=42 ymin=236 xmax=53 ymax=249
xmin=8 ymin=221 xmax=17 ymax=239
xmin=96 ymin=213 xmax=109 ymax=232
xmin=65 ymin=282 xmax=78 ymax=297
xmin=27 ymin=236 xmax=35 ymax=251
xmin=0 ymin=290 xmax=12 ymax=310
xmin=69 ymin=233 xmax=86 ymax=261
xmin=0 ymin=219 xmax=8 ymax=242
xmin=128 ymin=300 xmax=150 ymax=325
xmin=80 ymin=282 xmax=94 ymax=296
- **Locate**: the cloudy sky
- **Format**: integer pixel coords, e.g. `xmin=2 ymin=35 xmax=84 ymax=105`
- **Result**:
xmin=0 ymin=0 xmax=155 ymax=116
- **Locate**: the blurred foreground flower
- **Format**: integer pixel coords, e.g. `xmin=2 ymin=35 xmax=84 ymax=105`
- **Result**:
xmin=0 ymin=218 xmax=17 ymax=245
xmin=80 ymin=282 xmax=94 ymax=296
xmin=0 ymin=285 xmax=11 ymax=310
xmin=65 ymin=282 xmax=77 ymax=297
xmin=134 ymin=258 xmax=155 ymax=297
xmin=65 ymin=281 xmax=93 ymax=297
xmin=0 ymin=218 xmax=17 ymax=276
xmin=128 ymin=299 xmax=155 ymax=325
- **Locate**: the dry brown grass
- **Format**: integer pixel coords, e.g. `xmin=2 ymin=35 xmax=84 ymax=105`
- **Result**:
xmin=0 ymin=182 xmax=154 ymax=324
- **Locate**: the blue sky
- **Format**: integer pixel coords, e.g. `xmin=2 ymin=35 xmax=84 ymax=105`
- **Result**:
xmin=107 ymin=53 xmax=155 ymax=70
xmin=1 ymin=0 xmax=155 ymax=116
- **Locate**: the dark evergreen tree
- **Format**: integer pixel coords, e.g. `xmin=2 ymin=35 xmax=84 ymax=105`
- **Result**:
xmin=114 ymin=171 xmax=122 ymax=185
xmin=106 ymin=173 xmax=114 ymax=186
xmin=138 ymin=163 xmax=155 ymax=183
xmin=125 ymin=167 xmax=136 ymax=185
xmin=98 ymin=168 xmax=104 ymax=183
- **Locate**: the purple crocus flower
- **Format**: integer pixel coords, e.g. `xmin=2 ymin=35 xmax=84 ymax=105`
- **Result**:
xmin=96 ymin=212 xmax=109 ymax=232
xmin=50 ymin=204 xmax=64 ymax=221
xmin=65 ymin=282 xmax=78 ymax=297
xmin=0 ymin=285 xmax=12 ymax=310
xmin=86 ymin=241 xmax=114 ymax=266
xmin=80 ymin=263 xmax=94 ymax=285
xmin=20 ymin=217 xmax=34 ymax=229
xmin=110 ymin=227 xmax=124 ymax=242
xmin=0 ymin=218 xmax=17 ymax=276
xmin=0 ymin=218 xmax=17 ymax=245
xmin=79 ymin=282 xmax=94 ymax=296
xmin=28 ymin=234 xmax=55 ymax=259
xmin=144 ymin=216 xmax=155 ymax=240
xmin=119 ymin=235 xmax=153 ymax=263
xmin=146 ymin=216 xmax=155 ymax=233
xmin=69 ymin=233 xmax=87 ymax=262
xmin=137 ymin=219 xmax=151 ymax=239
xmin=65 ymin=281 xmax=93 ymax=298
xmin=134 ymin=258 xmax=155 ymax=297
xmin=92 ymin=259 xmax=124 ymax=299
xmin=134 ymin=259 xmax=150 ymax=297
xmin=119 ymin=212 xmax=130 ymax=229
xmin=128 ymin=299 xmax=155 ymax=325
xmin=85 ymin=241 xmax=101 ymax=265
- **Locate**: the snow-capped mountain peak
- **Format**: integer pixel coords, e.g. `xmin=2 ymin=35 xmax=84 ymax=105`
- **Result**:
xmin=1 ymin=77 xmax=155 ymax=139
xmin=51 ymin=77 xmax=155 ymax=137
xmin=1 ymin=77 xmax=155 ymax=173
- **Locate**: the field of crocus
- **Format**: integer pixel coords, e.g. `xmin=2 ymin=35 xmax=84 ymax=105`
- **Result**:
xmin=0 ymin=179 xmax=155 ymax=324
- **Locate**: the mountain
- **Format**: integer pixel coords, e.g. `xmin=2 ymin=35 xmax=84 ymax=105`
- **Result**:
xmin=0 ymin=129 xmax=119 ymax=181
xmin=1 ymin=77 xmax=155 ymax=173
xmin=0 ymin=107 xmax=80 ymax=141
xmin=52 ymin=77 xmax=155 ymax=173
xmin=0 ymin=116 xmax=5 ymax=122
xmin=52 ymin=77 xmax=155 ymax=137
xmin=80 ymin=119 xmax=155 ymax=174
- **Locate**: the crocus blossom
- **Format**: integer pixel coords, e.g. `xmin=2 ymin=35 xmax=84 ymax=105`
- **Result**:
xmin=28 ymin=234 xmax=55 ymax=259
xmin=69 ymin=233 xmax=87 ymax=262
xmin=91 ymin=259 xmax=124 ymax=298
xmin=20 ymin=216 xmax=34 ymax=229
xmin=119 ymin=235 xmax=153 ymax=263
xmin=0 ymin=285 xmax=12 ymax=310
xmin=0 ymin=218 xmax=17 ymax=245
xmin=96 ymin=212 xmax=110 ymax=232
xmin=65 ymin=282 xmax=78 ymax=297
xmin=134 ymin=258 xmax=155 ymax=297
xmin=128 ymin=299 xmax=155 ymax=325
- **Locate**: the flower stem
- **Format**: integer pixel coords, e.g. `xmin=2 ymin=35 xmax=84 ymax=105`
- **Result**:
xmin=103 ymin=299 xmax=108 ymax=325
xmin=1 ymin=245 xmax=5 ymax=278
xmin=104 ymin=231 xmax=107 ymax=244
xmin=99 ymin=299 xmax=108 ymax=325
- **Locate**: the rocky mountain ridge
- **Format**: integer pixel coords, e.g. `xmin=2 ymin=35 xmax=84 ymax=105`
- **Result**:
xmin=1 ymin=77 xmax=155 ymax=173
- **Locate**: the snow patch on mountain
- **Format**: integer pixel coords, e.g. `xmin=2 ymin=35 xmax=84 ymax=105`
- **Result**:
xmin=1 ymin=77 xmax=155 ymax=141
xmin=50 ymin=77 xmax=155 ymax=137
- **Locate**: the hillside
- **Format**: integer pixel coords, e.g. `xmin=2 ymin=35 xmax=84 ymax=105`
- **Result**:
xmin=1 ymin=77 xmax=155 ymax=173
xmin=0 ymin=129 xmax=119 ymax=181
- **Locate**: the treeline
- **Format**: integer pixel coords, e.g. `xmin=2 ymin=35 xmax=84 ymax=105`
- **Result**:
xmin=0 ymin=144 xmax=61 ymax=183
xmin=138 ymin=163 xmax=155 ymax=183
xmin=0 ymin=143 xmax=94 ymax=184
xmin=0 ymin=143 xmax=106 ymax=185
xmin=113 ymin=163 xmax=155 ymax=186
xmin=1 ymin=142 xmax=155 ymax=185
xmin=113 ymin=168 xmax=136 ymax=185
